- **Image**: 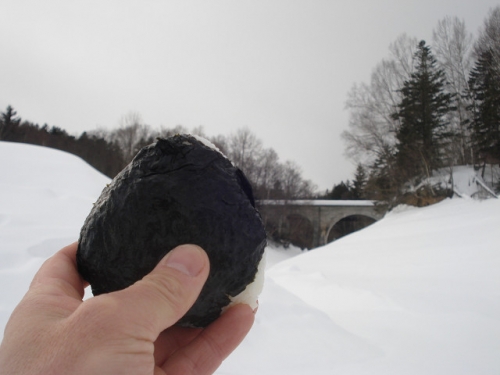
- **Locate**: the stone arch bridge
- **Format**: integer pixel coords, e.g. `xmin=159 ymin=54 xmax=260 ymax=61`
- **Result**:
xmin=257 ymin=200 xmax=384 ymax=249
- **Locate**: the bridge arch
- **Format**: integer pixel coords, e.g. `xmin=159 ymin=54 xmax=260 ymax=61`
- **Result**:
xmin=325 ymin=214 xmax=377 ymax=244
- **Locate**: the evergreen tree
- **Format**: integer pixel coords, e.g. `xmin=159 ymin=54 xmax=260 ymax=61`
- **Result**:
xmin=323 ymin=181 xmax=352 ymax=200
xmin=467 ymin=48 xmax=500 ymax=164
xmin=364 ymin=145 xmax=398 ymax=205
xmin=352 ymin=164 xmax=367 ymax=199
xmin=0 ymin=105 xmax=21 ymax=140
xmin=392 ymin=41 xmax=454 ymax=181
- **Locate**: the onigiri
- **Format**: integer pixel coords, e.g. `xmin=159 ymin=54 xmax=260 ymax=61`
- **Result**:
xmin=77 ymin=134 xmax=267 ymax=327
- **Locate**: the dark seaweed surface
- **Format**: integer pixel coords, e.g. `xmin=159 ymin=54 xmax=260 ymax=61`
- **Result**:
xmin=77 ymin=135 xmax=266 ymax=327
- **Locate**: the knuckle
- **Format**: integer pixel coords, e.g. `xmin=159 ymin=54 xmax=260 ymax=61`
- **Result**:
xmin=141 ymin=273 xmax=189 ymax=315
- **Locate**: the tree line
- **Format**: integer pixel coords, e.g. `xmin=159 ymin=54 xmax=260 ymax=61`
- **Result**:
xmin=342 ymin=8 xmax=500 ymax=206
xmin=0 ymin=108 xmax=316 ymax=201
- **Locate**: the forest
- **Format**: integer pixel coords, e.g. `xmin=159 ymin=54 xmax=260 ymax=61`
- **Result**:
xmin=0 ymin=107 xmax=316 ymax=201
xmin=342 ymin=7 xmax=500 ymax=206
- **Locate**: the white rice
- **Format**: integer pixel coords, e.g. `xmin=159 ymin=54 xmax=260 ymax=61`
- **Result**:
xmin=223 ymin=252 xmax=266 ymax=312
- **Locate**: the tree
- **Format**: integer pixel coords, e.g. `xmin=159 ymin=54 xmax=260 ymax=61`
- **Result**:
xmin=280 ymin=161 xmax=315 ymax=199
xmin=321 ymin=169 xmax=368 ymax=201
xmin=467 ymin=6 xmax=500 ymax=166
xmin=467 ymin=48 xmax=500 ymax=165
xmin=209 ymin=128 xmax=316 ymax=200
xmin=226 ymin=127 xmax=263 ymax=183
xmin=474 ymin=6 xmax=500 ymax=73
xmin=110 ymin=112 xmax=153 ymax=162
xmin=432 ymin=16 xmax=474 ymax=164
xmin=0 ymin=105 xmax=21 ymax=140
xmin=342 ymin=34 xmax=418 ymax=166
xmin=76 ymin=131 xmax=125 ymax=177
xmin=363 ymin=144 xmax=399 ymax=205
xmin=342 ymin=35 xmax=418 ymax=204
xmin=392 ymin=40 xmax=454 ymax=182
xmin=323 ymin=181 xmax=354 ymax=200
xmin=253 ymin=148 xmax=281 ymax=199
xmin=352 ymin=164 xmax=368 ymax=199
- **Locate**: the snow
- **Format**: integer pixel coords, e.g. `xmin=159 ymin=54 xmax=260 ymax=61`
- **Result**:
xmin=264 ymin=241 xmax=306 ymax=268
xmin=262 ymin=199 xmax=500 ymax=374
xmin=1 ymin=140 xmax=500 ymax=374
xmin=413 ymin=165 xmax=499 ymax=199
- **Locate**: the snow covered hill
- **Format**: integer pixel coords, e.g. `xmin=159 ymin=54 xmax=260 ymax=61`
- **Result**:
xmin=0 ymin=141 xmax=111 ymax=331
xmin=266 ymin=199 xmax=500 ymax=374
xmin=1 ymin=140 xmax=499 ymax=374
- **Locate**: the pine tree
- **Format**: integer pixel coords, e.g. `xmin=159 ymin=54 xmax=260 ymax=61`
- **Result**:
xmin=352 ymin=164 xmax=367 ymax=199
xmin=0 ymin=105 xmax=21 ymax=140
xmin=324 ymin=181 xmax=352 ymax=200
xmin=392 ymin=41 xmax=454 ymax=181
xmin=364 ymin=144 xmax=398 ymax=205
xmin=467 ymin=48 xmax=500 ymax=164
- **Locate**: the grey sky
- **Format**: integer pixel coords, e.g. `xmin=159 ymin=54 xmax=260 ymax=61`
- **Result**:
xmin=1 ymin=0 xmax=497 ymax=191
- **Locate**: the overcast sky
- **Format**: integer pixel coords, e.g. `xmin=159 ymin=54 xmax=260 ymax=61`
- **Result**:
xmin=1 ymin=0 xmax=498 ymax=191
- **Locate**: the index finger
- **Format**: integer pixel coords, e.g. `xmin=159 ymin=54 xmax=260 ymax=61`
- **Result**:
xmin=30 ymin=242 xmax=86 ymax=300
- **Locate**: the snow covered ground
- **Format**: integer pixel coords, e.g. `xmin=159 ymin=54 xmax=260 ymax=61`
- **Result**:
xmin=1 ymin=140 xmax=499 ymax=374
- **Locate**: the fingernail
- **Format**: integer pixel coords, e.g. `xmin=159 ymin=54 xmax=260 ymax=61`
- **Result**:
xmin=163 ymin=245 xmax=206 ymax=277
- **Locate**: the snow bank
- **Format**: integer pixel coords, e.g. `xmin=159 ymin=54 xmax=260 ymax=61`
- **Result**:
xmin=265 ymin=198 xmax=500 ymax=374
xmin=0 ymin=141 xmax=110 ymax=331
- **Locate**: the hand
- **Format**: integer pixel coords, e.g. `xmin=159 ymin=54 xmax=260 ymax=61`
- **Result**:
xmin=0 ymin=242 xmax=255 ymax=375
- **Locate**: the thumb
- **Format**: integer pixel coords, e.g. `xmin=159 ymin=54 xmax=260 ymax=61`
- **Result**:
xmin=105 ymin=244 xmax=210 ymax=337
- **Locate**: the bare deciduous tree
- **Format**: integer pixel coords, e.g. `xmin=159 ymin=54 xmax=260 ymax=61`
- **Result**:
xmin=474 ymin=6 xmax=500 ymax=72
xmin=254 ymin=148 xmax=281 ymax=199
xmin=433 ymin=16 xmax=474 ymax=164
xmin=227 ymin=127 xmax=263 ymax=183
xmin=210 ymin=127 xmax=316 ymax=200
xmin=280 ymin=161 xmax=316 ymax=199
xmin=110 ymin=112 xmax=153 ymax=162
xmin=342 ymin=34 xmax=417 ymax=166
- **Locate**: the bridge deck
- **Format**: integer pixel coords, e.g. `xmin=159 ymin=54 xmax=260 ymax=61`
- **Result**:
xmin=257 ymin=199 xmax=375 ymax=207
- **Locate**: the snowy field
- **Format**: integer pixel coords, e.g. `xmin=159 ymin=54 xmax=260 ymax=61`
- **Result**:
xmin=1 ymin=140 xmax=499 ymax=374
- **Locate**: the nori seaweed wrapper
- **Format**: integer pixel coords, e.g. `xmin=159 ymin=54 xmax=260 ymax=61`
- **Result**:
xmin=77 ymin=134 xmax=266 ymax=327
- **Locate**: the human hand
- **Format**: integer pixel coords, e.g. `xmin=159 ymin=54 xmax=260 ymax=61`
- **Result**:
xmin=0 ymin=242 xmax=255 ymax=375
